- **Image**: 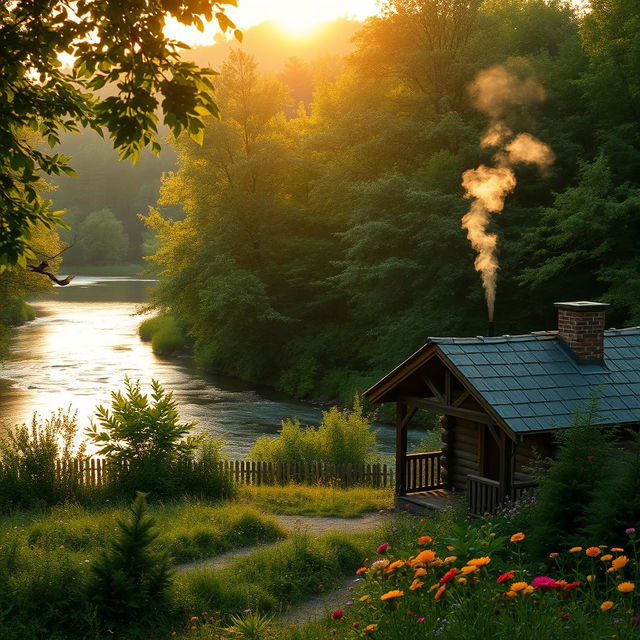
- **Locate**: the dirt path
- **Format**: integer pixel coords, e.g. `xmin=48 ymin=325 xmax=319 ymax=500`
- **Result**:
xmin=177 ymin=512 xmax=387 ymax=574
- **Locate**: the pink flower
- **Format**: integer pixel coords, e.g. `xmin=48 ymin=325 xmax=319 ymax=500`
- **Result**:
xmin=417 ymin=617 xmax=425 ymax=623
xmin=376 ymin=543 xmax=389 ymax=554
xmin=532 ymin=576 xmax=558 ymax=589
xmin=626 ymin=528 xmax=636 ymax=536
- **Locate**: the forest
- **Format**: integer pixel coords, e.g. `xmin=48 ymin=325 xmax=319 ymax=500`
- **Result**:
xmin=141 ymin=0 xmax=640 ymax=401
xmin=3 ymin=0 xmax=640 ymax=403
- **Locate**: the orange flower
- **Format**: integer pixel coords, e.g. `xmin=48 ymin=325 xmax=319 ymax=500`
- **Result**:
xmin=611 ymin=555 xmax=629 ymax=571
xmin=505 ymin=590 xmax=517 ymax=598
xmin=497 ymin=570 xmax=515 ymax=584
xmin=384 ymin=560 xmax=405 ymax=573
xmin=410 ymin=579 xmax=424 ymax=591
xmin=412 ymin=550 xmax=436 ymax=565
xmin=444 ymin=556 xmax=457 ymax=563
xmin=356 ymin=567 xmax=368 ymax=575
xmin=549 ymin=552 xmax=559 ymax=558
xmin=585 ymin=547 xmax=601 ymax=557
xmin=440 ymin=568 xmax=457 ymax=584
xmin=364 ymin=624 xmax=378 ymax=633
xmin=457 ymin=577 xmax=467 ymax=584
xmin=434 ymin=585 xmax=446 ymax=601
xmin=510 ymin=582 xmax=528 ymax=593
xmin=617 ymin=582 xmax=635 ymax=593
xmin=600 ymin=554 xmax=613 ymax=562
xmin=447 ymin=545 xmax=455 ymax=552
xmin=600 ymin=601 xmax=614 ymax=611
xmin=358 ymin=595 xmax=370 ymax=602
xmin=467 ymin=557 xmax=491 ymax=567
xmin=569 ymin=547 xmax=582 ymax=553
xmin=523 ymin=585 xmax=535 ymax=595
xmin=611 ymin=547 xmax=625 ymax=553
xmin=380 ymin=590 xmax=404 ymax=601
xmin=414 ymin=568 xmax=427 ymax=578
xmin=418 ymin=536 xmax=433 ymax=546
xmin=461 ymin=565 xmax=478 ymax=575
xmin=510 ymin=532 xmax=525 ymax=543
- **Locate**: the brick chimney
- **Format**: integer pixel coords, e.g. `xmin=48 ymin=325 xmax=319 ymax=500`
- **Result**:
xmin=554 ymin=301 xmax=610 ymax=363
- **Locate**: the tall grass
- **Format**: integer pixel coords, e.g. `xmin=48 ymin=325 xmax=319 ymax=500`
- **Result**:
xmin=139 ymin=313 xmax=187 ymax=354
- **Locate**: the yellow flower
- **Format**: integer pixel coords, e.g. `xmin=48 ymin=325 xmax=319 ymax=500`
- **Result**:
xmin=611 ymin=555 xmax=629 ymax=571
xmin=617 ymin=582 xmax=635 ymax=593
xmin=587 ymin=575 xmax=595 ymax=583
xmin=510 ymin=532 xmax=525 ymax=543
xmin=461 ymin=565 xmax=478 ymax=575
xmin=410 ymin=579 xmax=424 ymax=591
xmin=457 ymin=577 xmax=467 ymax=584
xmin=585 ymin=546 xmax=601 ymax=557
xmin=447 ymin=545 xmax=455 ymax=552
xmin=600 ymin=601 xmax=614 ymax=611
xmin=569 ymin=546 xmax=583 ymax=553
xmin=380 ymin=590 xmax=404 ymax=601
xmin=358 ymin=594 xmax=370 ymax=602
xmin=510 ymin=582 xmax=529 ymax=593
xmin=523 ymin=585 xmax=535 ymax=595
xmin=364 ymin=624 xmax=378 ymax=633
xmin=411 ymin=550 xmax=436 ymax=565
xmin=444 ymin=555 xmax=457 ymax=563
xmin=467 ymin=557 xmax=491 ymax=567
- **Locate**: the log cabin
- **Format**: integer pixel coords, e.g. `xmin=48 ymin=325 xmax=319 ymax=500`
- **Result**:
xmin=364 ymin=301 xmax=640 ymax=514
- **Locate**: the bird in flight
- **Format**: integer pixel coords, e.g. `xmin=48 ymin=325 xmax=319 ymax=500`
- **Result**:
xmin=27 ymin=245 xmax=76 ymax=286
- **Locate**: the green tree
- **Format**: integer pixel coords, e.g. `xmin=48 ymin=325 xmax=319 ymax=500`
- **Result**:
xmin=88 ymin=492 xmax=173 ymax=636
xmin=0 ymin=0 xmax=241 ymax=267
xmin=77 ymin=208 xmax=129 ymax=265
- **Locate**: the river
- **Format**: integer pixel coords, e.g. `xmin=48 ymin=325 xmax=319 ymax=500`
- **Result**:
xmin=0 ymin=276 xmax=419 ymax=458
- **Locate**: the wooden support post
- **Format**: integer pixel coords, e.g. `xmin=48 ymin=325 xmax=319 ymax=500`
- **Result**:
xmin=498 ymin=430 xmax=513 ymax=502
xmin=396 ymin=402 xmax=408 ymax=496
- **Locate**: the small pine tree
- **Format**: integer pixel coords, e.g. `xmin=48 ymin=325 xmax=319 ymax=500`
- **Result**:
xmin=584 ymin=432 xmax=640 ymax=545
xmin=88 ymin=493 xmax=173 ymax=636
xmin=529 ymin=395 xmax=614 ymax=557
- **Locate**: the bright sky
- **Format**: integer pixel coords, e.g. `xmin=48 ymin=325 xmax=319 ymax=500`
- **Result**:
xmin=165 ymin=0 xmax=382 ymax=46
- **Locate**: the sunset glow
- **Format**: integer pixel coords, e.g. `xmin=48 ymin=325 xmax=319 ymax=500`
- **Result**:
xmin=165 ymin=0 xmax=381 ymax=46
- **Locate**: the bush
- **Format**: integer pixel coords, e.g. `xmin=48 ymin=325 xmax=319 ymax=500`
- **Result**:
xmin=0 ymin=409 xmax=87 ymax=510
xmin=88 ymin=493 xmax=173 ymax=637
xmin=139 ymin=313 xmax=187 ymax=355
xmin=86 ymin=377 xmax=199 ymax=497
xmin=528 ymin=397 xmax=615 ymax=557
xmin=249 ymin=395 xmax=378 ymax=465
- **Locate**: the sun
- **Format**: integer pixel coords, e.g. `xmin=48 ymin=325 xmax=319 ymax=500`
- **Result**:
xmin=164 ymin=0 xmax=380 ymax=46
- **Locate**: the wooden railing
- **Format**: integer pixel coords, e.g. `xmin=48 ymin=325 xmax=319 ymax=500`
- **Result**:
xmin=467 ymin=474 xmax=500 ymax=515
xmin=50 ymin=458 xmax=394 ymax=489
xmin=467 ymin=475 xmax=538 ymax=515
xmin=405 ymin=451 xmax=445 ymax=493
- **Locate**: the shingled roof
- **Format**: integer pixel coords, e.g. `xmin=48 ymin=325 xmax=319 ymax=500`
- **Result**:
xmin=366 ymin=327 xmax=640 ymax=434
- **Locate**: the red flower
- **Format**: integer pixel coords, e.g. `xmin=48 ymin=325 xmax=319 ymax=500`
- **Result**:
xmin=332 ymin=610 xmax=344 ymax=620
xmin=440 ymin=568 xmax=457 ymax=584
xmin=497 ymin=570 xmax=515 ymax=584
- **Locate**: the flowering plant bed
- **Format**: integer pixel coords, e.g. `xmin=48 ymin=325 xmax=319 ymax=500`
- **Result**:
xmin=321 ymin=523 xmax=640 ymax=639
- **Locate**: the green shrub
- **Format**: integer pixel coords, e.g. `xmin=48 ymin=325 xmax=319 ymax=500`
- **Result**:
xmin=529 ymin=397 xmax=615 ymax=557
xmin=0 ymin=409 xmax=87 ymax=510
xmin=584 ymin=432 xmax=640 ymax=544
xmin=249 ymin=395 xmax=378 ymax=465
xmin=139 ymin=314 xmax=187 ymax=354
xmin=88 ymin=493 xmax=174 ymax=637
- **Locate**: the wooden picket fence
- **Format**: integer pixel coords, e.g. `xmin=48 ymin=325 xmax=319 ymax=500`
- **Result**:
xmin=53 ymin=458 xmax=394 ymax=489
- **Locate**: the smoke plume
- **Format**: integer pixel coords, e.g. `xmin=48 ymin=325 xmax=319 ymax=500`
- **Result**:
xmin=461 ymin=66 xmax=555 ymax=321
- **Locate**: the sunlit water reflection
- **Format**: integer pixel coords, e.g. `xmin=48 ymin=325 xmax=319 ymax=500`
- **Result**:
xmin=0 ymin=277 xmax=419 ymax=458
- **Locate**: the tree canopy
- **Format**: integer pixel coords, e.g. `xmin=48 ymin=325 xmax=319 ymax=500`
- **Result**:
xmin=0 ymin=0 xmax=241 ymax=268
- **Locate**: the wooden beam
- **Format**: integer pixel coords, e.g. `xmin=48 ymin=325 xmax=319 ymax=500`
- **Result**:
xmin=453 ymin=390 xmax=470 ymax=408
xmin=401 ymin=406 xmax=418 ymax=430
xmin=498 ymin=430 xmax=513 ymax=501
xmin=422 ymin=376 xmax=445 ymax=404
xmin=444 ymin=370 xmax=452 ymax=404
xmin=398 ymin=395 xmax=494 ymax=424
